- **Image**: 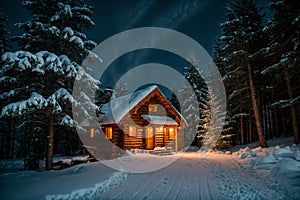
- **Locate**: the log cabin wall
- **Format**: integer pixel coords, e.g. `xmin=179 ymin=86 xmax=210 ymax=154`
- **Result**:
xmin=120 ymin=94 xmax=185 ymax=150
xmin=122 ymin=125 xmax=144 ymax=149
xmin=110 ymin=124 xmax=123 ymax=147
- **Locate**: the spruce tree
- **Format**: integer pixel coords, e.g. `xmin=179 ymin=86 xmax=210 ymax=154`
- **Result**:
xmin=214 ymin=0 xmax=268 ymax=147
xmin=260 ymin=0 xmax=300 ymax=144
xmin=173 ymin=60 xmax=210 ymax=146
xmin=14 ymin=0 xmax=98 ymax=64
xmin=1 ymin=0 xmax=102 ymax=170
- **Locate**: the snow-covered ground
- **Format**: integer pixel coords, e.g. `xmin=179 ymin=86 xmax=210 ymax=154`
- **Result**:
xmin=1 ymin=137 xmax=300 ymax=200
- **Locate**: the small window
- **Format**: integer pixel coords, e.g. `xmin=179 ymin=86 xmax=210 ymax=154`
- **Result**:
xmin=148 ymin=104 xmax=157 ymax=112
xmin=105 ymin=127 xmax=112 ymax=139
xmin=129 ymin=126 xmax=136 ymax=137
xmin=169 ymin=127 xmax=175 ymax=139
xmin=90 ymin=128 xmax=95 ymax=138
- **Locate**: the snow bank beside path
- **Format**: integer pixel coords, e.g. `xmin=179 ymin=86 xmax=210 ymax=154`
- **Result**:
xmin=0 ymin=162 xmax=119 ymax=200
xmin=232 ymin=141 xmax=300 ymax=199
xmin=45 ymin=171 xmax=129 ymax=200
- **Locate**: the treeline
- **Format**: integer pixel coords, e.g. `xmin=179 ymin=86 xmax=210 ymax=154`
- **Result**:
xmin=0 ymin=0 xmax=111 ymax=170
xmin=214 ymin=0 xmax=300 ymax=146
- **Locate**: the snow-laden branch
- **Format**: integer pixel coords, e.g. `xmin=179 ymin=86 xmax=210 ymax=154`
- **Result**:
xmin=1 ymin=92 xmax=47 ymax=118
xmin=261 ymin=58 xmax=288 ymax=75
xmin=231 ymin=113 xmax=250 ymax=119
xmin=268 ymin=96 xmax=300 ymax=108
xmin=228 ymin=87 xmax=249 ymax=100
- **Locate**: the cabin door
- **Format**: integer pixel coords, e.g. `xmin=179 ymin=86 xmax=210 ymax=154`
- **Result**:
xmin=145 ymin=127 xmax=154 ymax=149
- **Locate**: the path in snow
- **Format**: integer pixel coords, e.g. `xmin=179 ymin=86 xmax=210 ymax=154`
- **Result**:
xmin=1 ymin=151 xmax=292 ymax=199
xmin=96 ymin=152 xmax=288 ymax=200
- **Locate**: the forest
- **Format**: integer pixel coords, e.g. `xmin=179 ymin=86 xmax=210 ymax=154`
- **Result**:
xmin=0 ymin=0 xmax=299 ymax=171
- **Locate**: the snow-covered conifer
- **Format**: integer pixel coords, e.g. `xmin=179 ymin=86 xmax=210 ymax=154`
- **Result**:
xmin=214 ymin=0 xmax=268 ymax=147
xmin=1 ymin=0 xmax=102 ymax=170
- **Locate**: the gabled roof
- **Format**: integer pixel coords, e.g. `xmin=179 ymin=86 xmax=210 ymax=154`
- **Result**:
xmin=100 ymin=85 xmax=186 ymax=126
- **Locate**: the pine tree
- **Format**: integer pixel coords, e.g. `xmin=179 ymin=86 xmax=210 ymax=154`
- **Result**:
xmin=214 ymin=0 xmax=268 ymax=147
xmin=13 ymin=0 xmax=98 ymax=64
xmin=0 ymin=0 xmax=102 ymax=170
xmin=173 ymin=60 xmax=210 ymax=146
xmin=0 ymin=8 xmax=13 ymax=158
xmin=260 ymin=0 xmax=300 ymax=144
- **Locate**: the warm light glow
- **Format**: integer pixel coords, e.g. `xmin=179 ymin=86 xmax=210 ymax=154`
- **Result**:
xmin=129 ymin=126 xmax=136 ymax=137
xmin=148 ymin=104 xmax=157 ymax=112
xmin=105 ymin=127 xmax=112 ymax=139
xmin=169 ymin=127 xmax=175 ymax=139
xmin=90 ymin=128 xmax=95 ymax=138
xmin=148 ymin=127 xmax=153 ymax=137
xmin=155 ymin=126 xmax=164 ymax=132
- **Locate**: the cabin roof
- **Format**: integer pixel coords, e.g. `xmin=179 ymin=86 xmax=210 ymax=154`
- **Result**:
xmin=100 ymin=85 xmax=186 ymax=126
xmin=141 ymin=115 xmax=178 ymax=125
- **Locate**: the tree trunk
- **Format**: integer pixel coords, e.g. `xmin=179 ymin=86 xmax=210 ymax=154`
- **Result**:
xmin=281 ymin=109 xmax=288 ymax=137
xmin=240 ymin=116 xmax=244 ymax=145
xmin=274 ymin=110 xmax=279 ymax=138
xmin=6 ymin=120 xmax=12 ymax=158
xmin=285 ymin=70 xmax=299 ymax=144
xmin=239 ymin=92 xmax=244 ymax=145
xmin=0 ymin=120 xmax=5 ymax=159
xmin=46 ymin=116 xmax=54 ymax=170
xmin=11 ymin=120 xmax=16 ymax=158
xmin=248 ymin=62 xmax=268 ymax=147
xmin=249 ymin=115 xmax=252 ymax=143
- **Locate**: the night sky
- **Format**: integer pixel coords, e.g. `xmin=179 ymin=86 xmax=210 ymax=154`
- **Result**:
xmin=1 ymin=0 xmax=270 ymax=88
xmin=1 ymin=0 xmax=226 ymax=54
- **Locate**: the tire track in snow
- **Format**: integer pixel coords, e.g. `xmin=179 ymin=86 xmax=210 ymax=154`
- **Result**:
xmin=99 ymin=152 xmax=290 ymax=200
xmin=130 ymin=173 xmax=169 ymax=200
xmin=100 ymin=171 xmax=170 ymax=200
xmin=158 ymin=173 xmax=181 ymax=200
xmin=101 ymin=173 xmax=156 ymax=199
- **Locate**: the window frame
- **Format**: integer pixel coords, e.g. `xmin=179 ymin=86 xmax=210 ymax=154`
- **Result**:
xmin=105 ymin=127 xmax=113 ymax=139
xmin=128 ymin=126 xmax=137 ymax=137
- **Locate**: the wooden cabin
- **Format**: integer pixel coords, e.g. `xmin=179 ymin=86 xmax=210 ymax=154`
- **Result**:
xmin=99 ymin=85 xmax=187 ymax=152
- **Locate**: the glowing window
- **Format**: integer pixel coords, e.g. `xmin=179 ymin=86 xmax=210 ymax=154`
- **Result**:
xmin=148 ymin=104 xmax=157 ymax=112
xmin=129 ymin=126 xmax=136 ymax=137
xmin=169 ymin=128 xmax=175 ymax=139
xmin=90 ymin=128 xmax=95 ymax=138
xmin=105 ymin=127 xmax=112 ymax=139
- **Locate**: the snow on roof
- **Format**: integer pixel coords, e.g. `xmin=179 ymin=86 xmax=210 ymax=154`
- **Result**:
xmin=141 ymin=115 xmax=178 ymax=126
xmin=100 ymin=85 xmax=186 ymax=126
xmin=100 ymin=85 xmax=158 ymax=124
